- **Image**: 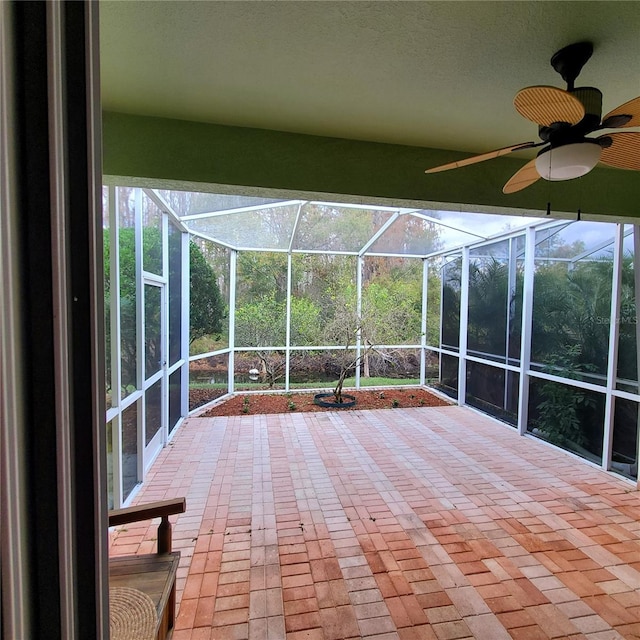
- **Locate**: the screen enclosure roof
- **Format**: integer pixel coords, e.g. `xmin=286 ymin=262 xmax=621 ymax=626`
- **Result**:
xmin=156 ymin=189 xmax=547 ymax=258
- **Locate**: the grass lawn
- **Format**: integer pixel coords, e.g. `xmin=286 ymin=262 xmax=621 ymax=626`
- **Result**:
xmin=190 ymin=376 xmax=421 ymax=391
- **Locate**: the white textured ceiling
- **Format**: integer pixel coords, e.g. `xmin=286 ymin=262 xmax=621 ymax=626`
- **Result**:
xmin=100 ymin=1 xmax=640 ymax=154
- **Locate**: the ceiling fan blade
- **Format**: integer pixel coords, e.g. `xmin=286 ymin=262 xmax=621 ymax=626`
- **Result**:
xmin=602 ymin=96 xmax=640 ymax=128
xmin=598 ymin=132 xmax=640 ymax=170
xmin=503 ymin=158 xmax=541 ymax=194
xmin=425 ymin=142 xmax=538 ymax=174
xmin=514 ymin=86 xmax=585 ymax=126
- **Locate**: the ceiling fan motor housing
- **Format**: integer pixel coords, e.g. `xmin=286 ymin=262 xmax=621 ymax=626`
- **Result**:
xmin=569 ymin=87 xmax=603 ymax=129
xmin=538 ymin=87 xmax=603 ymax=146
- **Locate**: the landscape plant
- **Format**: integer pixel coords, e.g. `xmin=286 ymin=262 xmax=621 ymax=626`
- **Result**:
xmin=320 ymin=301 xmax=382 ymax=405
xmin=530 ymin=249 xmax=614 ymax=454
xmin=534 ymin=347 xmax=596 ymax=448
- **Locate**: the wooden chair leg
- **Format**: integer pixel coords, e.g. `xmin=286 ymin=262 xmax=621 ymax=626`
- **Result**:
xmin=168 ymin=581 xmax=176 ymax=632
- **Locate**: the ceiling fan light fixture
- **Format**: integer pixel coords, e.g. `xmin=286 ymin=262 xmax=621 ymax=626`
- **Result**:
xmin=535 ymin=142 xmax=602 ymax=181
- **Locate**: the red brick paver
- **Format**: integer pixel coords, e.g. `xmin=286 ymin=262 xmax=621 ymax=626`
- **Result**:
xmin=110 ymin=406 xmax=640 ymax=639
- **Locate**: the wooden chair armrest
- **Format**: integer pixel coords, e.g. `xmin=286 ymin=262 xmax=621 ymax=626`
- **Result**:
xmin=109 ymin=497 xmax=186 ymax=554
xmin=109 ymin=498 xmax=186 ymax=527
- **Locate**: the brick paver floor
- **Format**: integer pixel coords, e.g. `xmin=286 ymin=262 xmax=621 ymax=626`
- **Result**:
xmin=110 ymin=406 xmax=640 ymax=639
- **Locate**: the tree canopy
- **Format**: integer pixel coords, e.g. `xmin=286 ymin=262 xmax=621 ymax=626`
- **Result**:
xmin=189 ymin=240 xmax=225 ymax=345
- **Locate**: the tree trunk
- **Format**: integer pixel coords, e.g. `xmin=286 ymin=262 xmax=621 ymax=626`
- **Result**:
xmin=333 ymin=368 xmax=350 ymax=403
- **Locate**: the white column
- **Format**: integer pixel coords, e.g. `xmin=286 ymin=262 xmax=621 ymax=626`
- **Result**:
xmin=420 ymin=258 xmax=428 ymax=386
xmin=439 ymin=260 xmax=444 ymax=385
xmin=603 ymin=224 xmax=624 ymax=470
xmin=228 ymin=249 xmax=237 ymax=394
xmin=134 ymin=189 xmax=144 ymax=386
xmin=458 ymin=249 xmax=470 ymax=405
xmin=517 ymin=226 xmax=536 ymax=435
xmin=285 ymin=253 xmax=292 ymax=391
xmin=180 ymin=231 xmax=190 ymax=419
xmin=356 ymin=255 xmax=363 ymax=389
xmin=161 ymin=214 xmax=169 ymax=448
xmin=634 ymin=226 xmax=640 ymax=488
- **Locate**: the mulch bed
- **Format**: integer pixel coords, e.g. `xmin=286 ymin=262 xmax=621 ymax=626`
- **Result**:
xmin=197 ymin=387 xmax=451 ymax=417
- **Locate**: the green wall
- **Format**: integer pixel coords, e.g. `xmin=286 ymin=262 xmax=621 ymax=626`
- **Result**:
xmin=103 ymin=111 xmax=640 ymax=219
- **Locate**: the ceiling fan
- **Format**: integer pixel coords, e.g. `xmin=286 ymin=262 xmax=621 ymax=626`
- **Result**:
xmin=425 ymin=42 xmax=640 ymax=193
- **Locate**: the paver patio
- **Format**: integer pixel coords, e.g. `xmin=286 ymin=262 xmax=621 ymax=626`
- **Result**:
xmin=109 ymin=406 xmax=640 ymax=639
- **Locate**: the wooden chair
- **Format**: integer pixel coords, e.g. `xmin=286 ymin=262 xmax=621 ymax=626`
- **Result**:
xmin=109 ymin=497 xmax=186 ymax=640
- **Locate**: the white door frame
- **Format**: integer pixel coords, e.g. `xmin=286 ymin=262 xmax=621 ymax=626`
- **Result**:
xmin=142 ymin=276 xmax=167 ymax=471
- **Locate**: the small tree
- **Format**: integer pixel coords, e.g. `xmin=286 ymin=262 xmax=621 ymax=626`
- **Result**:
xmin=322 ymin=303 xmax=378 ymax=404
xmin=257 ymin=352 xmax=286 ymax=389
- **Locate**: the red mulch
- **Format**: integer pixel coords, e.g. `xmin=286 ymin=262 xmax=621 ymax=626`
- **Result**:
xmin=198 ymin=387 xmax=450 ymax=417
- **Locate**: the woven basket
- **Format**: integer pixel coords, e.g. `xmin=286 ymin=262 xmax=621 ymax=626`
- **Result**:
xmin=109 ymin=587 xmax=157 ymax=640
